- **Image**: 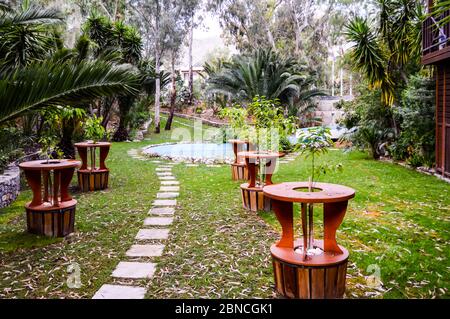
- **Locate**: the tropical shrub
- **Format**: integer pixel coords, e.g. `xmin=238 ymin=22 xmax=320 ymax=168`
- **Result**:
xmin=391 ymin=75 xmax=435 ymax=167
xmin=0 ymin=127 xmax=27 ymax=173
xmin=206 ymin=49 xmax=323 ymax=117
xmin=83 ymin=115 xmax=106 ymax=143
xmin=339 ymin=86 xmax=395 ymax=159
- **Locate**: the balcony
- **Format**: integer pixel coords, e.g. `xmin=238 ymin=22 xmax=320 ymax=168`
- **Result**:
xmin=422 ymin=8 xmax=450 ymax=65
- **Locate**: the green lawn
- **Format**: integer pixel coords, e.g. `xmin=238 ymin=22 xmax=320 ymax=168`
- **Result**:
xmin=0 ymin=115 xmax=448 ymax=298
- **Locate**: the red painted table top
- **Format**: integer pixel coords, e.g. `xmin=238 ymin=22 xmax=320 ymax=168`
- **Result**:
xmin=19 ymin=159 xmax=81 ymax=171
xmin=238 ymin=151 xmax=284 ymax=160
xmin=74 ymin=141 xmax=111 ymax=148
xmin=264 ymin=182 xmax=355 ymax=204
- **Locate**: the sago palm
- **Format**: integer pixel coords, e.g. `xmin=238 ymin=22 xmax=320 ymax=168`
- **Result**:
xmin=345 ymin=0 xmax=423 ymax=107
xmin=206 ymin=49 xmax=322 ymax=106
xmin=0 ymin=60 xmax=140 ymax=125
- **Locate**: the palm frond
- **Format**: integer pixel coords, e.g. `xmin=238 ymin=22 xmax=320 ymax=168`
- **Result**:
xmin=0 ymin=7 xmax=63 ymax=29
xmin=0 ymin=60 xmax=140 ymax=124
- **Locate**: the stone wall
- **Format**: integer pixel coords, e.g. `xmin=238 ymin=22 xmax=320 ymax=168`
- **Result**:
xmin=0 ymin=165 xmax=20 ymax=209
xmin=314 ymin=96 xmax=354 ymax=126
xmin=160 ymin=111 xmax=225 ymax=128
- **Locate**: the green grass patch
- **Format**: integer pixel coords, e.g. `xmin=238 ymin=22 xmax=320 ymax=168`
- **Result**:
xmin=0 ymin=115 xmax=448 ymax=299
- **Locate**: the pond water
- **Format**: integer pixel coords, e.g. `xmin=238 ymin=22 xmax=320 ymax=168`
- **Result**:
xmin=144 ymin=143 xmax=234 ymax=162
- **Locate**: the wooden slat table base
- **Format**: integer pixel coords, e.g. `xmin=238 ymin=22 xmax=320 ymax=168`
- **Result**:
xmin=26 ymin=204 xmax=76 ymax=237
xmin=240 ymin=183 xmax=271 ymax=212
xmin=272 ymin=255 xmax=348 ymax=299
xmin=231 ymin=163 xmax=248 ymax=181
xmin=77 ymin=170 xmax=109 ymax=192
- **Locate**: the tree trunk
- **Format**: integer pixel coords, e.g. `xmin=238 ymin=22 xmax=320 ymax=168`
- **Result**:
xmin=154 ymin=0 xmax=161 ymax=133
xmin=187 ymin=15 xmax=194 ymax=106
xmin=165 ymin=52 xmax=177 ymax=131
xmin=331 ymin=57 xmax=335 ymax=96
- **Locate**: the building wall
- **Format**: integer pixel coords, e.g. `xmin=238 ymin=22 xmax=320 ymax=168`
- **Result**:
xmin=436 ymin=62 xmax=450 ymax=177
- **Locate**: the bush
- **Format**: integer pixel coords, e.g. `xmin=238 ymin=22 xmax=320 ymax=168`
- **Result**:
xmin=126 ymin=99 xmax=151 ymax=131
xmin=392 ymin=75 xmax=435 ymax=167
xmin=339 ymin=86 xmax=394 ymax=158
xmin=0 ymin=127 xmax=28 ymax=173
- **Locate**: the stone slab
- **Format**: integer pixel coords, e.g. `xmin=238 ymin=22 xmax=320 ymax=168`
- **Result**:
xmin=158 ymin=176 xmax=176 ymax=180
xmin=111 ymin=261 xmax=156 ymax=279
xmin=144 ymin=217 xmax=173 ymax=226
xmin=156 ymin=172 xmax=173 ymax=176
xmin=92 ymin=284 xmax=146 ymax=299
xmin=159 ymin=186 xmax=180 ymax=192
xmin=156 ymin=168 xmax=172 ymax=171
xmin=160 ymin=181 xmax=180 ymax=185
xmin=126 ymin=244 xmax=165 ymax=257
xmin=157 ymin=192 xmax=179 ymax=199
xmin=135 ymin=228 xmax=170 ymax=240
xmin=152 ymin=199 xmax=177 ymax=206
xmin=149 ymin=207 xmax=175 ymax=215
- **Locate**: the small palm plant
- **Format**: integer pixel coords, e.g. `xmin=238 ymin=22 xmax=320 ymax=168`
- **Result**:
xmin=83 ymin=115 xmax=105 ymax=144
xmin=295 ymin=127 xmax=342 ymax=259
xmin=83 ymin=115 xmax=106 ymax=171
xmin=39 ymin=135 xmax=63 ymax=164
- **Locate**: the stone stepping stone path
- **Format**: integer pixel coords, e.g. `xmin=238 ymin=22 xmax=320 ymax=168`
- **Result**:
xmin=93 ymin=155 xmax=180 ymax=299
xmin=160 ymin=186 xmax=179 ymax=192
xmin=112 ymin=261 xmax=156 ymax=279
xmin=159 ymin=175 xmax=176 ymax=180
xmin=160 ymin=180 xmax=179 ymax=185
xmin=92 ymin=284 xmax=147 ymax=299
xmin=156 ymin=172 xmax=173 ymax=176
xmin=144 ymin=217 xmax=173 ymax=226
xmin=136 ymin=228 xmax=170 ymax=240
xmin=157 ymin=192 xmax=179 ymax=199
xmin=149 ymin=207 xmax=175 ymax=215
xmin=127 ymin=149 xmax=147 ymax=161
xmin=186 ymin=164 xmax=199 ymax=167
xmin=126 ymin=244 xmax=165 ymax=257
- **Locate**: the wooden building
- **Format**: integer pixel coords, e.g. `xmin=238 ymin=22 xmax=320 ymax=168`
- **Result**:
xmin=422 ymin=1 xmax=450 ymax=178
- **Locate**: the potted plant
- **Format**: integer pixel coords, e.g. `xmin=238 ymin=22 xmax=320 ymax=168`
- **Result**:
xmin=83 ymin=115 xmax=106 ymax=144
xmin=39 ymin=135 xmax=63 ymax=164
xmin=295 ymin=127 xmax=342 ymax=259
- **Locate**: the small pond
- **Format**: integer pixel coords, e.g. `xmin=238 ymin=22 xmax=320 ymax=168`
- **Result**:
xmin=143 ymin=143 xmax=234 ymax=163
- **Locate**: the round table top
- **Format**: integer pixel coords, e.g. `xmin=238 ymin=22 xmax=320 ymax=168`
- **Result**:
xmin=228 ymin=139 xmax=248 ymax=145
xmin=263 ymin=182 xmax=355 ymax=204
xmin=19 ymin=159 xmax=81 ymax=171
xmin=238 ymin=151 xmax=284 ymax=159
xmin=74 ymin=141 xmax=111 ymax=148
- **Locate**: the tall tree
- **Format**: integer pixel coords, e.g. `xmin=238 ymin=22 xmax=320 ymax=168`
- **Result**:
xmin=344 ymin=0 xmax=423 ymax=107
xmin=128 ymin=0 xmax=200 ymax=133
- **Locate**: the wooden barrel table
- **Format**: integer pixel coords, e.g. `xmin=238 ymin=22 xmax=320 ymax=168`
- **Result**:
xmin=229 ymin=139 xmax=250 ymax=181
xmin=238 ymin=151 xmax=283 ymax=212
xmin=263 ymin=182 xmax=355 ymax=299
xmin=75 ymin=142 xmax=111 ymax=192
xmin=19 ymin=159 xmax=81 ymax=237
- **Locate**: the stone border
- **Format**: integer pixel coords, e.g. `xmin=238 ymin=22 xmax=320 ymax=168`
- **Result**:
xmin=141 ymin=142 xmax=232 ymax=165
xmin=0 ymin=165 xmax=20 ymax=209
xmin=160 ymin=111 xmax=226 ymax=128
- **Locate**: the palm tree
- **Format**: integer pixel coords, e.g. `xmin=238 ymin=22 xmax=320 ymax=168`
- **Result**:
xmin=0 ymin=5 xmax=141 ymax=127
xmin=344 ymin=0 xmax=423 ymax=107
xmin=0 ymin=60 xmax=140 ymax=125
xmin=206 ymin=49 xmax=323 ymax=114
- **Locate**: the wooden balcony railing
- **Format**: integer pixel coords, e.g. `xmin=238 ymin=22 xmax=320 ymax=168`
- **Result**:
xmin=422 ymin=9 xmax=450 ymax=63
